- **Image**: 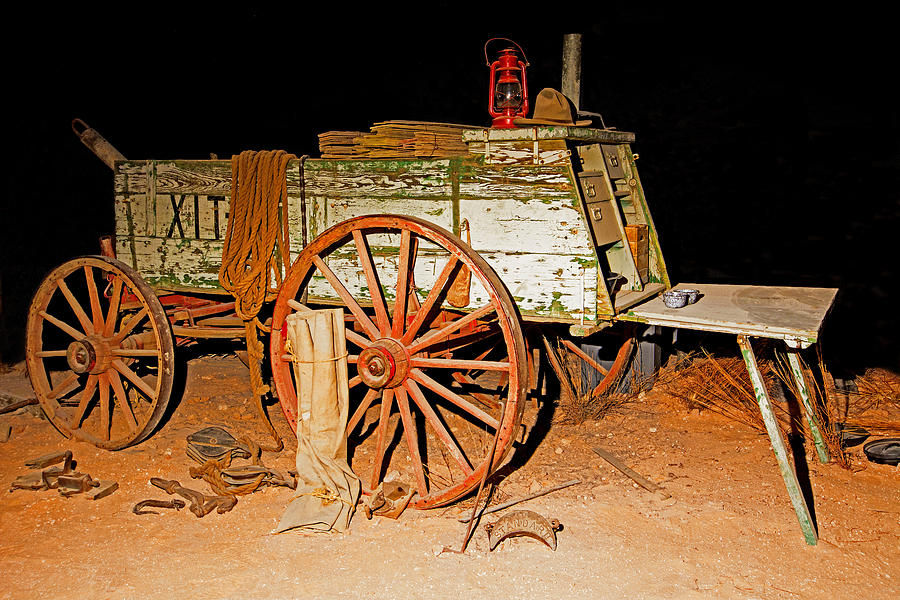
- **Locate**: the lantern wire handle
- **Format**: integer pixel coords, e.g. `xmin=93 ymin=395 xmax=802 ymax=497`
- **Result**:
xmin=484 ymin=38 xmax=530 ymax=66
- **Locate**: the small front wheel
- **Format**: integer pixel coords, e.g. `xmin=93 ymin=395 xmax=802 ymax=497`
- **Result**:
xmin=25 ymin=256 xmax=175 ymax=449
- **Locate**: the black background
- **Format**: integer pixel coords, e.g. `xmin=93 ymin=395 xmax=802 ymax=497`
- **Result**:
xmin=3 ymin=5 xmax=897 ymax=373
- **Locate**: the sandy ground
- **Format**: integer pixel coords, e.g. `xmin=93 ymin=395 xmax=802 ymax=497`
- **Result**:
xmin=1 ymin=354 xmax=897 ymax=600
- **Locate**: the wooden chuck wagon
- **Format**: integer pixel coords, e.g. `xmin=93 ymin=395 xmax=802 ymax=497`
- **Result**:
xmin=26 ymin=115 xmax=836 ymax=544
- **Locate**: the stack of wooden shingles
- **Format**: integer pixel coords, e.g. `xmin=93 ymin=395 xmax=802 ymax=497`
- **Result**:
xmin=318 ymin=121 xmax=472 ymax=159
xmin=317 ymin=131 xmax=368 ymax=158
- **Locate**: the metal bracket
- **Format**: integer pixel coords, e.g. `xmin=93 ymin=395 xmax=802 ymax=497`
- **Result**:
xmin=784 ymin=337 xmax=813 ymax=349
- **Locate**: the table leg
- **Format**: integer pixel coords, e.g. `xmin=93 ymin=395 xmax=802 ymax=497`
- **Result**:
xmin=737 ymin=335 xmax=817 ymax=545
xmin=786 ymin=349 xmax=830 ymax=464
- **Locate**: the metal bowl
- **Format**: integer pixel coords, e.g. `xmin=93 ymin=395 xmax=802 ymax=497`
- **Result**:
xmin=662 ymin=290 xmax=688 ymax=309
xmin=679 ymin=288 xmax=700 ymax=304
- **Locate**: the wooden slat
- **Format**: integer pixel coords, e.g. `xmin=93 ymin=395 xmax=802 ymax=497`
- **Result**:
xmin=318 ymin=121 xmax=473 ymax=159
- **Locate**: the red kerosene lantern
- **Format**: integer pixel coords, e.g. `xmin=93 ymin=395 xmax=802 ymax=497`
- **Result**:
xmin=485 ymin=38 xmax=529 ymax=128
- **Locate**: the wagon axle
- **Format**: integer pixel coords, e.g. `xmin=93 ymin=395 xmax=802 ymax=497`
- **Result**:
xmin=65 ymin=338 xmax=101 ymax=374
xmin=65 ymin=330 xmax=157 ymax=375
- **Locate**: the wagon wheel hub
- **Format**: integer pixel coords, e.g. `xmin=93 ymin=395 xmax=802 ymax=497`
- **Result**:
xmin=357 ymin=338 xmax=409 ymax=389
xmin=66 ymin=336 xmax=111 ymax=375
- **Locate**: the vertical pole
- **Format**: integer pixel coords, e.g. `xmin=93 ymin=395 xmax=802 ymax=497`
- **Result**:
xmin=738 ymin=335 xmax=817 ymax=545
xmin=786 ymin=349 xmax=830 ymax=464
xmin=562 ymin=33 xmax=583 ymax=110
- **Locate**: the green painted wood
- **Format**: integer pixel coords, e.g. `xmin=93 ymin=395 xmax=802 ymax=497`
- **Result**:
xmin=461 ymin=126 xmax=635 ymax=144
xmin=622 ymin=146 xmax=670 ymax=287
xmin=787 ymin=350 xmax=830 ymax=464
xmin=738 ymin=335 xmax=818 ymax=546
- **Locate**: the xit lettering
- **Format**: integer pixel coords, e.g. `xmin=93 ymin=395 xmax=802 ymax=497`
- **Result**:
xmin=160 ymin=194 xmax=228 ymax=240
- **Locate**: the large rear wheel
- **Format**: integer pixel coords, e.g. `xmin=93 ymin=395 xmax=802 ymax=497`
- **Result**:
xmin=270 ymin=215 xmax=527 ymax=508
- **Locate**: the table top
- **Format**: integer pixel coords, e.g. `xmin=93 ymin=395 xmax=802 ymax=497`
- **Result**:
xmin=619 ymin=283 xmax=839 ymax=344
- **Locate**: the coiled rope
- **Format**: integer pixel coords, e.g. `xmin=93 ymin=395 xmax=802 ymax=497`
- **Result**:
xmin=219 ymin=149 xmax=297 ymax=452
xmin=189 ymin=436 xmax=267 ymax=496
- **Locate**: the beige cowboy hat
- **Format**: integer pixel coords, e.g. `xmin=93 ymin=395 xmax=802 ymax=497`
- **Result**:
xmin=514 ymin=88 xmax=591 ymax=127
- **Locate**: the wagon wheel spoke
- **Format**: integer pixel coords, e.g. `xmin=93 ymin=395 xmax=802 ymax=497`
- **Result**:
xmin=406 ymin=303 xmax=496 ymax=355
xmin=47 ymin=372 xmax=80 ymax=401
xmin=103 ymin=276 xmax=124 ymax=337
xmin=98 ymin=373 xmax=111 ymax=441
xmin=39 ymin=310 xmax=84 ymax=340
xmin=107 ymin=368 xmax=139 ymax=433
xmin=56 ymin=279 xmax=95 ymax=335
xmin=408 ymin=368 xmax=500 ymax=430
xmin=400 ymin=255 xmax=459 ymax=345
xmin=424 ymin=326 xmax=504 ymax=359
xmin=406 ymin=237 xmax=422 ymax=314
xmin=112 ymin=358 xmax=157 ymax=401
xmin=405 ymin=379 xmax=473 ymax=477
xmin=111 ymin=349 xmax=162 ymax=358
xmin=410 ymin=357 xmax=510 ymax=371
xmin=70 ymin=374 xmax=99 ymax=430
xmin=395 ymin=386 xmax=428 ymax=497
xmin=353 ymin=230 xmax=391 ymax=336
xmin=113 ymin=307 xmax=149 ymax=344
xmin=83 ymin=266 xmax=105 ymax=332
xmin=344 ymin=327 xmax=371 ymax=350
xmin=311 ymin=255 xmax=380 ymax=340
xmin=370 ymin=387 xmax=395 ymax=490
xmin=391 ymin=229 xmax=412 ymax=338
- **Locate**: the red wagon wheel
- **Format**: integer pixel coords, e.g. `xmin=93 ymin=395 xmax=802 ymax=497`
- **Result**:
xmin=25 ymin=256 xmax=175 ymax=450
xmin=557 ymin=332 xmax=637 ymax=398
xmin=270 ymin=215 xmax=527 ymax=509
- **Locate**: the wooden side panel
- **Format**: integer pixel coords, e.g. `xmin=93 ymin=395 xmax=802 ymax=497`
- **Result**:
xmin=465 ymin=139 xmax=572 ymax=166
xmin=128 ymin=237 xmax=225 ymax=290
xmin=304 ymin=159 xmax=455 ymax=242
xmin=621 ymin=146 xmax=670 ymax=287
xmin=304 ymin=158 xmax=600 ymax=323
xmin=305 ymin=248 xmax=597 ymax=323
xmin=114 ymin=160 xmax=307 ymax=290
xmin=113 ymin=155 xmax=604 ymax=323
xmin=480 ymin=250 xmax=598 ymax=321
xmin=458 ymin=162 xmax=599 ymax=321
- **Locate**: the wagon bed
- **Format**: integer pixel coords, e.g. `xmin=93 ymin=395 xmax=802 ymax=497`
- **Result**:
xmin=111 ymin=125 xmax=666 ymax=332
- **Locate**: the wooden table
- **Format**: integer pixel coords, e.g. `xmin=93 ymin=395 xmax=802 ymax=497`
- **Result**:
xmin=620 ymin=284 xmax=839 ymax=545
